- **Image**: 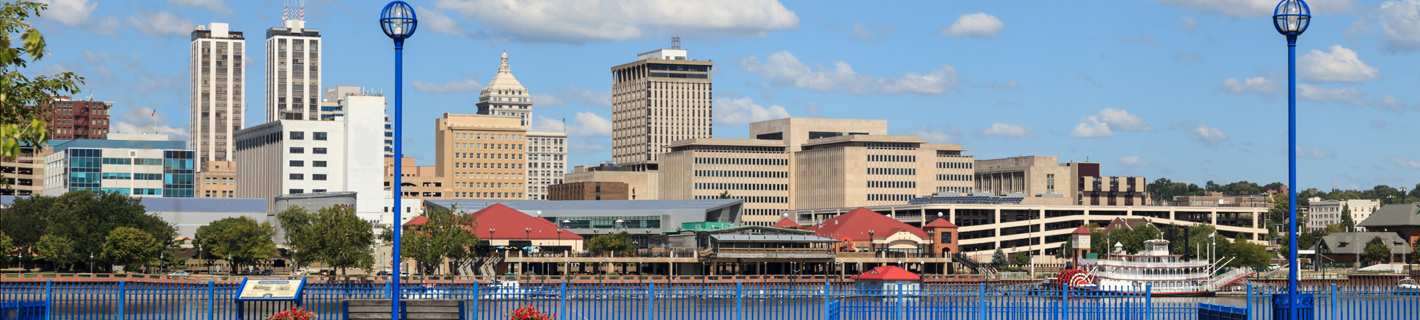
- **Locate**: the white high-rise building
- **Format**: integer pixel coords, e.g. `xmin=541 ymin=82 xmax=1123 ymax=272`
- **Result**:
xmin=236 ymin=87 xmax=386 ymax=222
xmin=611 ymin=44 xmax=713 ymax=171
xmin=265 ymin=9 xmax=322 ymax=121
xmin=474 ymin=52 xmax=566 ymax=200
xmin=190 ymin=22 xmax=245 ymax=171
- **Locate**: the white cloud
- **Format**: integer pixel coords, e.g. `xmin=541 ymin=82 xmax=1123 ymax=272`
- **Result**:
xmin=419 ymin=6 xmax=469 ymax=37
xmin=567 ymin=140 xmax=607 ymax=154
xmin=1387 ymin=156 xmax=1420 ymax=169
xmin=112 ymin=106 xmax=188 ymax=139
xmin=941 ymin=13 xmax=1004 ymax=39
xmin=1174 ymin=49 xmax=1204 ymax=63
xmin=1298 ymin=147 xmax=1336 ymax=159
xmin=128 ymin=10 xmax=194 ymax=37
xmin=849 ymin=22 xmax=894 ymax=42
xmin=433 ymin=0 xmax=799 ymax=43
xmin=38 ymin=0 xmax=96 ymax=27
xmin=1220 ymin=76 xmax=1279 ymax=94
xmin=1298 ymin=45 xmax=1378 ymax=83
xmin=1380 ymin=0 xmax=1420 ymax=52
xmin=164 ymin=0 xmax=230 ymax=14
xmin=976 ymin=122 xmax=1035 ymax=139
xmin=1070 ymin=108 xmax=1152 ymax=138
xmin=715 ymin=97 xmax=790 ymax=126
xmin=536 ymin=87 xmax=611 ymax=108
xmin=982 ymin=80 xmax=1021 ymax=90
xmin=530 ymin=116 xmax=565 ymax=132
xmin=738 ymin=51 xmax=958 ymax=95
xmin=1159 ymin=0 xmax=1356 ymax=17
xmin=900 ymin=124 xmax=962 ymax=144
xmin=1298 ymin=84 xmax=1414 ymax=112
xmin=1119 ymin=156 xmax=1152 ymax=167
xmin=567 ymin=112 xmax=612 ymax=137
xmin=1189 ymin=124 xmax=1228 ymax=147
xmin=1179 ymin=16 xmax=1200 ymax=33
xmin=411 ymin=74 xmax=482 ymax=93
xmin=804 ymin=101 xmax=820 ymax=117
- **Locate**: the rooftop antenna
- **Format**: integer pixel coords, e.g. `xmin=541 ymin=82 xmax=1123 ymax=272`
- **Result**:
xmin=299 ymin=0 xmax=305 ymax=21
xmin=283 ymin=0 xmax=289 ymax=21
xmin=671 ymin=36 xmax=681 ymax=49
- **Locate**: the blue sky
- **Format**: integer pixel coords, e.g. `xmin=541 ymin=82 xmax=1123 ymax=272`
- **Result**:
xmin=29 ymin=0 xmax=1420 ymax=191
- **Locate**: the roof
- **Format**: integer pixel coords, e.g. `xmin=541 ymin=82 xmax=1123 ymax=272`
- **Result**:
xmin=771 ymin=219 xmax=802 ymax=229
xmin=483 ymin=52 xmax=525 ymax=91
xmin=1071 ymin=226 xmax=1093 ymax=235
xmin=48 ymin=139 xmax=186 ymax=152
xmin=1358 ymin=203 xmax=1420 ymax=227
xmin=854 ymin=266 xmax=920 ymax=281
xmin=923 ymin=218 xmax=958 ymax=228
xmin=1103 ymin=217 xmax=1152 ymax=233
xmin=1320 ymin=232 xmax=1412 ymax=255
xmin=814 ymin=208 xmax=928 ymax=241
xmin=710 ymin=234 xmax=837 ymax=243
xmin=407 ymin=204 xmax=583 ymax=240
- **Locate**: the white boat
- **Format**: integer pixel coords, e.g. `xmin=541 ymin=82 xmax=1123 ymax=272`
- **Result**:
xmin=481 ymin=280 xmax=524 ymax=300
xmin=1398 ymin=277 xmax=1420 ymax=293
xmin=1058 ymin=239 xmax=1253 ymax=297
xmin=402 ymin=286 xmax=449 ymax=299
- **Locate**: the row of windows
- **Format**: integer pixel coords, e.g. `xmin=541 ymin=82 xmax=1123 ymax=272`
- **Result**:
xmin=743 ymin=208 xmax=782 ymax=217
xmin=452 ymin=191 xmax=524 ymax=199
xmin=695 ymin=195 xmax=788 ymax=204
xmin=868 ymin=155 xmax=916 ymax=162
xmin=868 ymin=194 xmax=915 ymax=202
xmin=455 ymin=162 xmax=523 ymax=169
xmin=937 ymin=162 xmax=972 ymax=169
xmin=863 ymin=142 xmax=917 ymax=150
xmin=453 ymin=132 xmax=524 ymax=141
xmin=453 ymin=172 xmax=523 ymax=180
xmin=693 ymin=157 xmax=787 ymax=166
xmin=288 ymin=131 xmax=328 ymax=141
xmin=694 ymin=182 xmax=789 ymax=191
xmin=454 ymin=143 xmax=523 ymax=150
xmin=694 ymin=170 xmax=788 ymax=179
xmin=99 ymin=173 xmax=165 ymax=180
xmin=937 ymin=174 xmax=971 ymax=181
xmin=868 ymin=181 xmax=916 ymax=189
xmin=288 ymin=173 xmax=328 ymax=181
xmin=456 ymin=182 xmax=522 ymax=189
xmin=287 ymin=189 xmax=329 ymax=194
xmin=289 ymin=147 xmax=329 ymax=154
xmin=456 ymin=153 xmax=523 ymax=160
xmin=204 ymin=177 xmax=235 ymax=185
xmin=289 ymin=160 xmax=328 ymax=167
xmin=936 ymin=186 xmax=972 ymax=193
xmin=868 ymin=168 xmax=916 ymax=175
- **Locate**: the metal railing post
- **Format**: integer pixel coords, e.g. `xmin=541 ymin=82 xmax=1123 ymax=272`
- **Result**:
xmin=472 ymin=281 xmax=480 ymax=320
xmin=648 ymin=282 xmax=656 ymax=320
xmin=978 ymin=282 xmax=986 ymax=319
xmin=896 ymin=283 xmax=905 ymax=320
xmin=822 ymin=282 xmax=831 ymax=320
xmin=1060 ymin=283 xmax=1068 ymax=320
xmin=117 ymin=281 xmax=126 ymax=320
xmin=1145 ymin=284 xmax=1152 ymax=320
xmin=560 ymin=281 xmax=568 ymax=320
xmin=208 ymin=281 xmax=216 ymax=320
xmin=1246 ymin=283 xmax=1252 ymax=319
xmin=736 ymin=282 xmax=743 ymax=320
xmin=43 ymin=280 xmax=52 ymax=320
xmin=1330 ymin=283 xmax=1337 ymax=320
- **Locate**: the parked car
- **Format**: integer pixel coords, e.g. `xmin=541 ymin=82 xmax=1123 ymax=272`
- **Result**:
xmin=376 ymin=270 xmax=392 ymax=276
xmin=292 ymin=269 xmax=308 ymax=276
xmin=261 ymin=269 xmax=274 ymax=276
xmin=168 ymin=271 xmax=191 ymax=276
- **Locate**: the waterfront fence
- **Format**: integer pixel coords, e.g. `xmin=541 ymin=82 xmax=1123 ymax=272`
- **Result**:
xmin=3 ymin=281 xmax=1419 ymax=320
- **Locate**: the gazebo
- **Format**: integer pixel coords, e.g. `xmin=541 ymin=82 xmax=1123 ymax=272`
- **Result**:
xmin=853 ymin=265 xmax=922 ymax=295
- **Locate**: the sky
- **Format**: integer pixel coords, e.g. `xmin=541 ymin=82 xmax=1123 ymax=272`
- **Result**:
xmin=27 ymin=0 xmax=1420 ymax=192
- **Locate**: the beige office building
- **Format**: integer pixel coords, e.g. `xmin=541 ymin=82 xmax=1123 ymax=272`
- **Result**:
xmin=974 ymin=155 xmax=1147 ymax=206
xmin=265 ymin=16 xmax=321 ymax=121
xmin=471 ymin=52 xmax=568 ymax=200
xmin=1 ymin=146 xmax=50 ymax=196
xmin=611 ymin=45 xmax=713 ymax=170
xmin=196 ymin=160 xmax=236 ymax=198
xmin=563 ymin=164 xmax=660 ymax=200
xmin=659 ymin=118 xmax=975 ymax=226
xmin=386 ymin=157 xmax=449 ymax=199
xmin=190 ymin=23 xmax=246 ymax=171
xmin=435 ymin=114 xmax=528 ymax=200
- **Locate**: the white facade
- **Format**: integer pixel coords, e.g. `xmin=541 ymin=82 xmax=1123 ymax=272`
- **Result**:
xmin=476 ymin=52 xmax=533 ymax=129
xmin=1307 ymin=198 xmax=1381 ymax=232
xmin=265 ymin=18 xmax=322 ymax=121
xmin=43 ymin=137 xmax=196 ymax=198
xmin=190 ymin=22 xmax=245 ymax=171
xmin=526 ymin=131 xmax=567 ymax=200
xmin=236 ymin=90 xmax=385 ymax=222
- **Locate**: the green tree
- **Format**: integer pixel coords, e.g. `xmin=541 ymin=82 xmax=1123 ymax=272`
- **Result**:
xmin=1056 ymin=238 xmax=1073 ymax=258
xmin=42 ymin=190 xmax=175 ymax=263
xmin=0 ymin=1 xmax=84 ymax=185
xmin=1412 ymin=241 xmax=1420 ymax=264
xmin=0 ymin=194 xmax=54 ymax=249
xmin=991 ymin=248 xmax=1007 ymax=266
xmin=310 ymin=205 xmax=375 ymax=274
xmin=100 ymin=227 xmax=160 ymax=269
xmin=588 ymin=232 xmax=634 ymax=255
xmin=0 ymin=231 xmax=13 ymax=259
xmin=718 ymin=191 xmax=732 ymax=199
xmin=1361 ymin=236 xmax=1391 ymax=265
xmin=1012 ymin=251 xmax=1030 ymax=266
xmin=1339 ymin=204 xmax=1355 ymax=232
xmin=195 ymin=217 xmax=277 ymax=272
xmin=275 ymin=207 xmax=316 ymax=268
xmin=35 ymin=234 xmax=77 ymax=270
xmin=400 ymin=206 xmax=479 ymax=275
xmin=1223 ymin=234 xmax=1272 ymax=270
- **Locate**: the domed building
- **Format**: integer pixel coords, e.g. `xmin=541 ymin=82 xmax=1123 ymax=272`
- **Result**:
xmin=474 ymin=52 xmax=567 ymax=200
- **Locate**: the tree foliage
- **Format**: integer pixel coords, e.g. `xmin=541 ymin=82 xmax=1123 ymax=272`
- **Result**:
xmin=279 ymin=205 xmax=376 ymax=275
xmin=991 ymin=248 xmax=1007 ymax=266
xmin=400 ymin=206 xmax=479 ymax=275
xmin=195 ymin=217 xmax=277 ymax=271
xmin=0 ymin=1 xmax=84 ymax=175
xmin=1223 ymin=234 xmax=1272 ymax=270
xmin=1012 ymin=251 xmax=1030 ymax=266
xmin=0 ymin=231 xmax=13 ymax=258
xmin=1362 ymin=236 xmax=1391 ymax=265
xmin=588 ymin=232 xmax=634 ymax=255
xmin=101 ymin=227 xmax=160 ymax=268
xmin=718 ymin=191 xmax=731 ymax=199
xmin=35 ymin=234 xmax=78 ymax=270
xmin=1339 ymin=204 xmax=1355 ymax=232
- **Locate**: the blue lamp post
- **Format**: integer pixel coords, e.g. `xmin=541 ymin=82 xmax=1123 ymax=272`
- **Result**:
xmin=1273 ymin=1 xmax=1310 ymax=319
xmin=380 ymin=1 xmax=416 ymax=318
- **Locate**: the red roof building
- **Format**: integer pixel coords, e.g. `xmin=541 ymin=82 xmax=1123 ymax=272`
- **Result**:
xmin=404 ymin=203 xmax=584 ymax=252
xmin=815 ymin=208 xmax=930 ymax=254
xmin=771 ymin=218 xmax=802 ymax=229
xmin=854 ymin=265 xmax=921 ymax=281
xmin=922 ymin=218 xmax=960 ymax=256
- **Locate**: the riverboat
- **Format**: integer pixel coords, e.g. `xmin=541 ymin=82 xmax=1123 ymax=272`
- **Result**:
xmin=1054 ymin=239 xmax=1253 ymax=297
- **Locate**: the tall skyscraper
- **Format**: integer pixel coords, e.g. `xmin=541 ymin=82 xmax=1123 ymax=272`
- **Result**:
xmin=265 ymin=5 xmax=321 ymax=121
xmin=190 ymin=22 xmax=245 ymax=171
xmin=474 ymin=52 xmax=566 ymax=200
xmin=611 ymin=39 xmax=713 ymax=171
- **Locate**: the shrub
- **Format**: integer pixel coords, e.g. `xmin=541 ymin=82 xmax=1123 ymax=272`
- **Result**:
xmin=509 ymin=304 xmax=556 ymax=320
xmin=268 ymin=307 xmax=313 ymax=320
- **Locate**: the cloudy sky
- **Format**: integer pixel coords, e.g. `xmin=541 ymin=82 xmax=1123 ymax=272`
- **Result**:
xmin=30 ymin=0 xmax=1420 ymax=190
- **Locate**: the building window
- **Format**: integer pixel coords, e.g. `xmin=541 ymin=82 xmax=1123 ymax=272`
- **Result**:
xmin=290 ymin=160 xmax=304 ymax=167
xmin=313 ymin=147 xmax=327 ymax=154
xmin=313 ymin=174 xmax=327 ymax=181
xmin=290 ymin=147 xmax=304 ymax=154
xmin=290 ymin=132 xmax=304 ymax=140
xmin=290 ymin=174 xmax=304 ymax=180
xmin=289 ymin=189 xmax=304 ymax=194
xmin=313 ymin=161 xmax=327 ymax=167
xmin=313 ymin=189 xmax=326 ymax=193
xmin=314 ymin=132 xmax=328 ymax=140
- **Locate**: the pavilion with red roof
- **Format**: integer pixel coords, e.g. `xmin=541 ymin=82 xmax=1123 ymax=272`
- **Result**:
xmin=853 ymin=266 xmax=922 ymax=294
xmin=404 ymin=203 xmax=584 ymax=253
xmin=814 ymin=208 xmax=931 ymax=255
xmin=770 ymin=218 xmax=802 ymax=229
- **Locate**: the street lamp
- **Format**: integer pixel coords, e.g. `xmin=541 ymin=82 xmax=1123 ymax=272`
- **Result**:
xmin=89 ymin=252 xmax=94 ymax=274
xmin=1273 ymin=1 xmax=1310 ymax=319
xmin=380 ymin=1 xmax=417 ymax=317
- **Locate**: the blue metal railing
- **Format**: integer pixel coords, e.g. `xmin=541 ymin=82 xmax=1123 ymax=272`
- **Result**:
xmin=4 ymin=280 xmax=1420 ymax=320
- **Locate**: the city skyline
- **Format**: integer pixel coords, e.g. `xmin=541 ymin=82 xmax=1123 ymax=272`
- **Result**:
xmin=27 ymin=0 xmax=1420 ymax=190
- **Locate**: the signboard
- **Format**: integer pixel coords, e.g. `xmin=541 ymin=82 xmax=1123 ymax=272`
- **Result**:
xmin=234 ymin=278 xmax=306 ymax=301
